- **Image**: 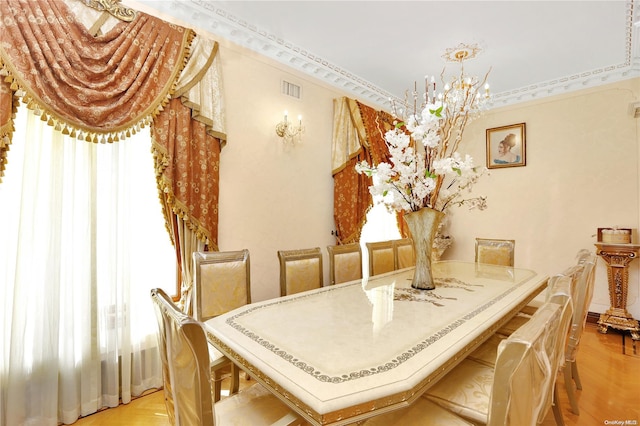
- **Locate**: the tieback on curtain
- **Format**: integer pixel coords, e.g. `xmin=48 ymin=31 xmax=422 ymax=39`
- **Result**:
xmin=0 ymin=0 xmax=195 ymax=144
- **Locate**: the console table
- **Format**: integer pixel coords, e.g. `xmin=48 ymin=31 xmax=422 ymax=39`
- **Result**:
xmin=594 ymin=243 xmax=640 ymax=340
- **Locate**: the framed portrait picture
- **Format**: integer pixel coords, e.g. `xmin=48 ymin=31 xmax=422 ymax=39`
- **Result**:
xmin=486 ymin=123 xmax=526 ymax=169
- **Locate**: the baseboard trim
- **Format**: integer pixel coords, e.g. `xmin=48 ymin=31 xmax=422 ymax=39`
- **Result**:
xmin=587 ymin=311 xmax=600 ymax=324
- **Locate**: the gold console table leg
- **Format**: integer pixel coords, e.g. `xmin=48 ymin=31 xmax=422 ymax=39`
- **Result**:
xmin=595 ymin=243 xmax=640 ymax=341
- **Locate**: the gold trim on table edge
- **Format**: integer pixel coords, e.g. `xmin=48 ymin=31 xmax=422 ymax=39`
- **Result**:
xmin=205 ymin=279 xmax=546 ymax=426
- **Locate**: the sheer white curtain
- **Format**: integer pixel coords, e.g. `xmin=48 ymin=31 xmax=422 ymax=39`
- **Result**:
xmin=0 ymin=106 xmax=176 ymax=425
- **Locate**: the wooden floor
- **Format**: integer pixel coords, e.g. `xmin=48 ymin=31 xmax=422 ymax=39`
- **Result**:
xmin=72 ymin=323 xmax=640 ymax=425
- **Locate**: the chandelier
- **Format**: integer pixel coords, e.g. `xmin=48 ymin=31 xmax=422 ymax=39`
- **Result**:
xmin=391 ymin=43 xmax=491 ymax=123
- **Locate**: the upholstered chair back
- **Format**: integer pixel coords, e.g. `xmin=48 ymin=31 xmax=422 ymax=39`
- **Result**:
xmin=539 ymin=274 xmax=575 ymax=423
xmin=488 ymin=302 xmax=562 ymax=426
xmin=151 ymin=288 xmax=214 ymax=425
xmin=567 ymin=250 xmax=597 ymax=362
xmin=475 ymin=238 xmax=515 ymax=267
xmin=366 ymin=240 xmax=395 ymax=276
xmin=192 ymin=250 xmax=251 ymax=322
xmin=150 ymin=288 xmax=176 ymax=425
xmin=394 ymin=238 xmax=415 ymax=269
xmin=327 ymin=243 xmax=362 ymax=285
xmin=278 ymin=247 xmax=323 ymax=296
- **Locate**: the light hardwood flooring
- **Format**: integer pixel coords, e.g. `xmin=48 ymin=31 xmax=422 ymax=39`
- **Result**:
xmin=72 ymin=323 xmax=640 ymax=425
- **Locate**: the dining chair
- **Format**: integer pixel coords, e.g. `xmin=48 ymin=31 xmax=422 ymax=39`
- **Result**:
xmin=327 ymin=242 xmax=362 ymax=285
xmin=497 ymin=265 xmax=581 ymax=337
xmin=465 ymin=273 xmax=575 ymax=426
xmin=423 ymin=300 xmax=565 ymax=426
xmin=563 ymin=250 xmax=597 ymax=415
xmin=474 ymin=238 xmax=515 ymax=266
xmin=498 ymin=248 xmax=589 ymax=336
xmin=192 ymin=249 xmax=251 ymax=400
xmin=471 ymin=273 xmax=574 ymax=363
xmin=520 ymin=249 xmax=592 ymax=318
xmin=366 ymin=240 xmax=395 ymax=276
xmin=150 ymin=288 xmax=305 ymax=426
xmin=278 ymin=247 xmax=323 ymax=296
xmin=393 ymin=238 xmax=415 ymax=269
xmin=361 ymin=398 xmax=473 ymax=425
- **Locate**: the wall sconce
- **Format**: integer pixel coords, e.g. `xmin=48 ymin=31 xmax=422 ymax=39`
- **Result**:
xmin=275 ymin=110 xmax=304 ymax=143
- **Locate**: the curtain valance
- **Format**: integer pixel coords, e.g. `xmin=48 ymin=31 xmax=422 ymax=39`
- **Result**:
xmin=0 ymin=0 xmax=193 ymax=142
xmin=174 ymin=36 xmax=227 ymax=145
xmin=0 ymin=0 xmax=226 ymax=257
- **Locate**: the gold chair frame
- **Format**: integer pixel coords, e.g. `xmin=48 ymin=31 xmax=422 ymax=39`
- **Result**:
xmin=150 ymin=288 xmax=303 ymax=425
xmin=192 ymin=249 xmax=251 ymax=400
xmin=327 ymin=242 xmax=362 ymax=285
xmin=278 ymin=247 xmax=323 ymax=296
xmin=193 ymin=249 xmax=251 ymax=322
xmin=366 ymin=240 xmax=395 ymax=276
xmin=393 ymin=238 xmax=415 ymax=269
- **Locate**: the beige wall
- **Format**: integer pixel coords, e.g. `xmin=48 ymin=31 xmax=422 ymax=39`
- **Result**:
xmin=449 ymin=79 xmax=640 ymax=320
xmin=216 ymin=39 xmax=640 ymax=319
xmin=216 ymin=43 xmax=339 ymax=301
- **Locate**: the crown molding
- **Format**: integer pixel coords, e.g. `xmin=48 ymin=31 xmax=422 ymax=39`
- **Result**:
xmin=142 ymin=0 xmax=640 ymax=111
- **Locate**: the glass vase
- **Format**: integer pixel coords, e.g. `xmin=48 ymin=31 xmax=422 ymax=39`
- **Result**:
xmin=403 ymin=207 xmax=445 ymax=290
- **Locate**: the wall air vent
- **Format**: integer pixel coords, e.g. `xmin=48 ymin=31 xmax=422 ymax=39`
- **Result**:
xmin=281 ymin=80 xmax=302 ymax=99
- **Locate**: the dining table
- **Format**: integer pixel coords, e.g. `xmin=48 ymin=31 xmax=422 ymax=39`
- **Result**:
xmin=203 ymin=260 xmax=548 ymax=425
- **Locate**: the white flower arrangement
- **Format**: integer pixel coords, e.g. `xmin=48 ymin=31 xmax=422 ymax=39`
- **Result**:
xmin=356 ymin=99 xmax=488 ymax=214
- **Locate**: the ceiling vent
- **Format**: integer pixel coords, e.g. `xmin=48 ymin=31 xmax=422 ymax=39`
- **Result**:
xmin=281 ymin=80 xmax=302 ymax=99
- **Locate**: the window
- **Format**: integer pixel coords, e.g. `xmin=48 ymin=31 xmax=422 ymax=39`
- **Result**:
xmin=359 ymin=177 xmax=401 ymax=272
xmin=0 ymin=106 xmax=174 ymax=422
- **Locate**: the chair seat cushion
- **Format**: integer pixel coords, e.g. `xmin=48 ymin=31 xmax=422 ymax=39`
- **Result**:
xmin=208 ymin=343 xmax=230 ymax=370
xmin=520 ymin=293 xmax=545 ymax=316
xmin=497 ymin=312 xmax=531 ymax=337
xmin=467 ymin=334 xmax=503 ymax=368
xmin=214 ymin=382 xmax=299 ymax=425
xmin=363 ymin=398 xmax=473 ymax=425
xmin=424 ymin=359 xmax=493 ymax=424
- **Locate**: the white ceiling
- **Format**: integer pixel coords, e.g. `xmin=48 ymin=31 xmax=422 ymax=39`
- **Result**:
xmin=130 ymin=0 xmax=640 ymax=110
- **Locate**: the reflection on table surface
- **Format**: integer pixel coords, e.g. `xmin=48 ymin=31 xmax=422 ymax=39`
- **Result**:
xmin=204 ymin=260 xmax=547 ymax=426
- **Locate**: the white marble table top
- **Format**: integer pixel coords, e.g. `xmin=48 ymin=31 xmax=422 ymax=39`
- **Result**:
xmin=204 ymin=261 xmax=547 ymax=425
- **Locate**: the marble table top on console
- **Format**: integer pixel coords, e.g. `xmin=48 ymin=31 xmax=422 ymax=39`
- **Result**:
xmin=204 ymin=260 xmax=548 ymax=425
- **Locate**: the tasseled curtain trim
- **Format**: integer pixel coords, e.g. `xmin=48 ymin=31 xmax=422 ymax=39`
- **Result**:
xmin=0 ymin=78 xmax=18 ymax=183
xmin=0 ymin=0 xmax=194 ymax=143
xmin=152 ymin=97 xmax=221 ymax=247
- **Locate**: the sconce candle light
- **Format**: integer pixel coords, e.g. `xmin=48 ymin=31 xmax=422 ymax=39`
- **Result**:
xmin=276 ymin=110 xmax=304 ymax=143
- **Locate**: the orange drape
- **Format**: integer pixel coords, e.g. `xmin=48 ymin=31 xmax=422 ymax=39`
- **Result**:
xmin=355 ymin=101 xmax=410 ymax=237
xmin=356 ymin=100 xmax=395 ymax=166
xmin=152 ymin=97 xmax=221 ymax=248
xmin=332 ymin=98 xmax=397 ymax=244
xmin=333 ymin=154 xmax=371 ymax=244
xmin=0 ymin=0 xmax=221 ymax=250
xmin=0 ymin=0 xmax=193 ymax=138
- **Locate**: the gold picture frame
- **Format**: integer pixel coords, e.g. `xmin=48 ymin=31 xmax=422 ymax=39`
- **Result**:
xmin=486 ymin=123 xmax=526 ymax=169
